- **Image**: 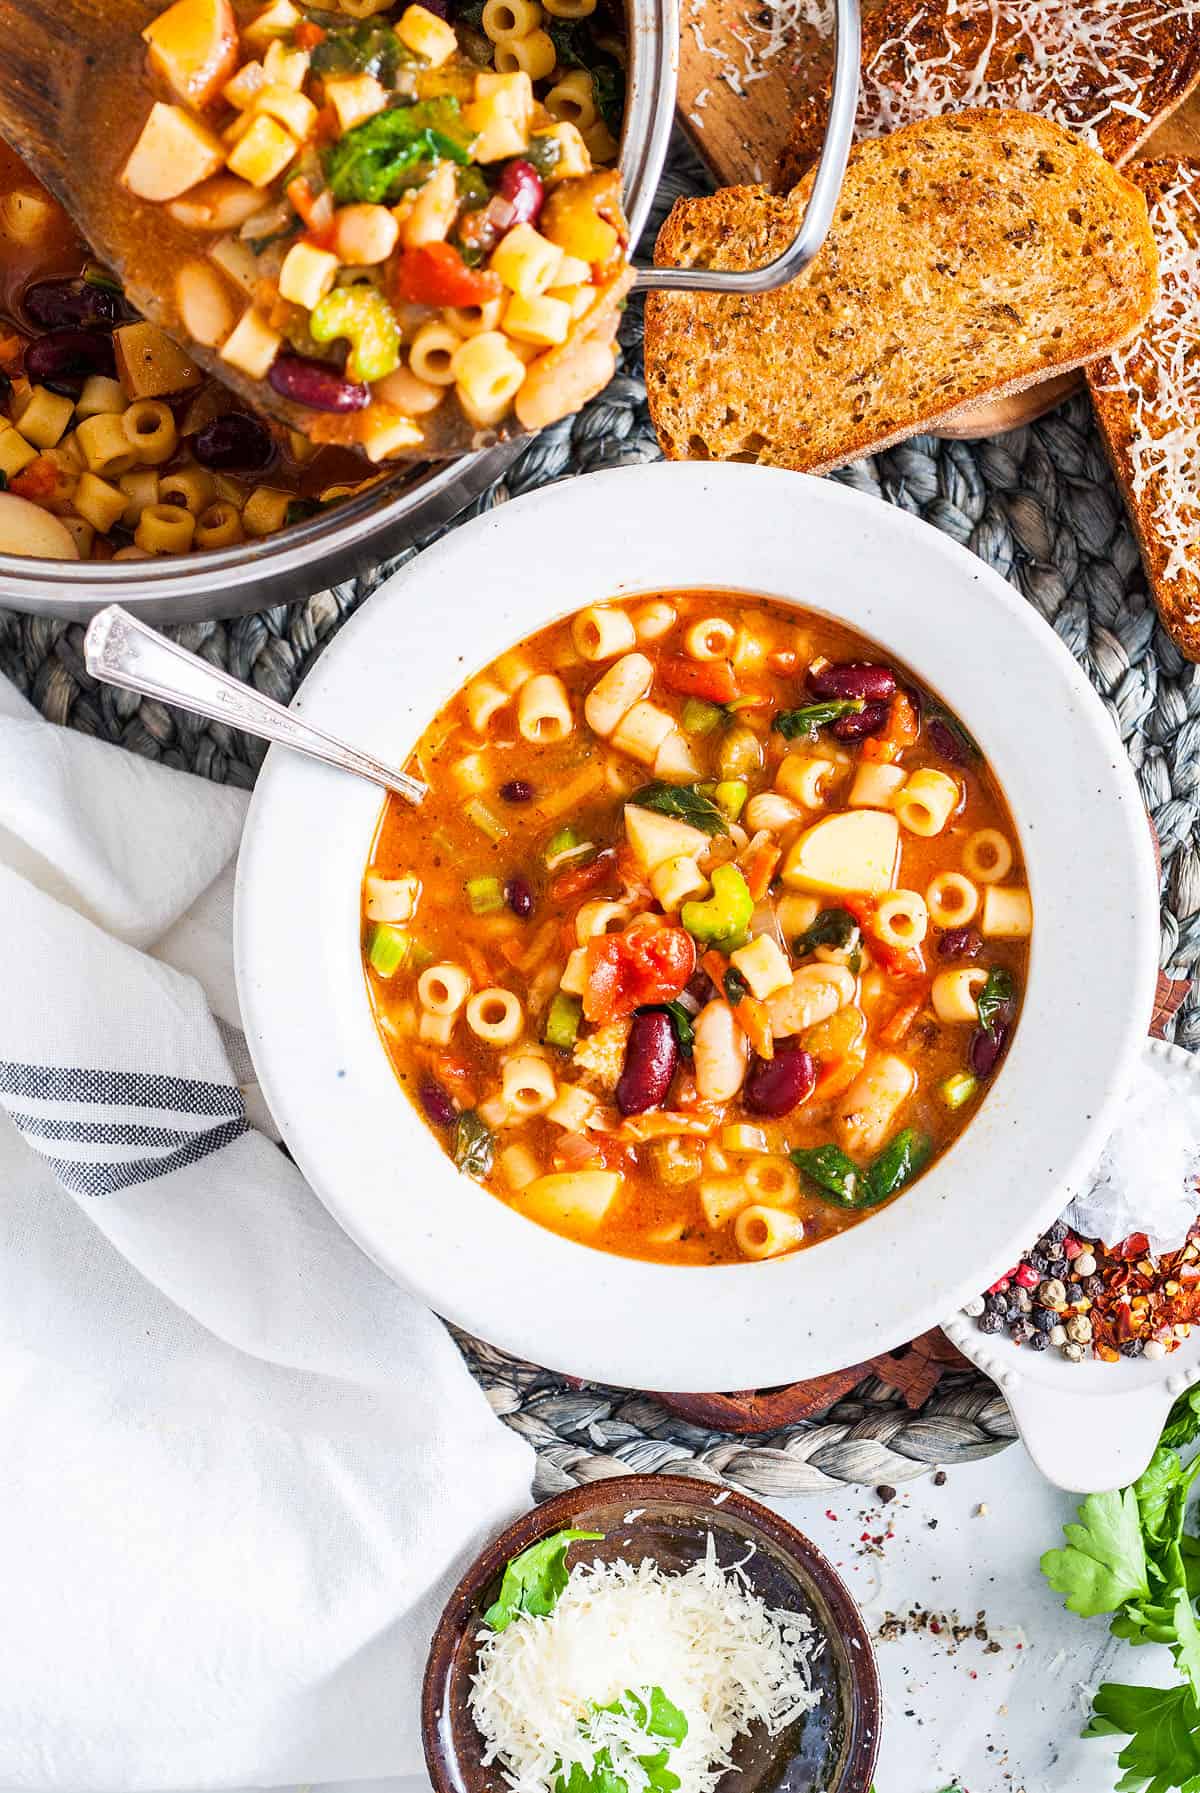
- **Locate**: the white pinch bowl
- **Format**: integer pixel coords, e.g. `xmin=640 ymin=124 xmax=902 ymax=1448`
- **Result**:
xmin=235 ymin=461 xmax=1158 ymax=1395
xmin=945 ymin=1037 xmax=1200 ymax=1493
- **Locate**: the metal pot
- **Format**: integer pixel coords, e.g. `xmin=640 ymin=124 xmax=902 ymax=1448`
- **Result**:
xmin=0 ymin=0 xmax=679 ymax=624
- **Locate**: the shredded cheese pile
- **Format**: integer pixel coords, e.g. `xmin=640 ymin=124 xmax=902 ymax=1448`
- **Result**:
xmin=856 ymin=0 xmax=1200 ymax=148
xmin=468 ymin=1537 xmax=821 ymax=1793
xmin=1094 ymin=177 xmax=1200 ymax=603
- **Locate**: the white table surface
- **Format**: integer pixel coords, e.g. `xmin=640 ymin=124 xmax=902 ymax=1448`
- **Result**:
xmin=224 ymin=1442 xmax=1172 ymax=1793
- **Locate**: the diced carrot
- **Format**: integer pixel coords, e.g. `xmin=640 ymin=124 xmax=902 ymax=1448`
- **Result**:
xmin=861 ymin=690 xmax=919 ymax=763
xmin=701 ymin=949 xmax=728 ymax=988
xmin=767 ymin=649 xmax=798 ymax=675
xmin=9 ymin=457 xmax=60 ymax=502
xmin=732 ymin=994 xmax=773 ymax=1058
xmin=313 ymin=103 xmax=340 ymax=144
xmin=0 ymin=333 xmax=22 ymax=371
xmin=657 ymin=653 xmax=739 ymax=704
xmin=741 ymin=839 xmax=781 ymax=903
xmin=550 ymin=848 xmax=615 ymax=904
xmin=813 ymin=1050 xmax=867 ymax=1100
xmin=464 ymin=943 xmax=492 ymax=988
xmin=880 ymin=996 xmax=923 ymax=1046
xmin=294 ymin=18 xmax=327 ymax=47
xmin=287 ymin=177 xmax=335 ymax=247
xmin=432 ymin=1053 xmax=476 ymax=1108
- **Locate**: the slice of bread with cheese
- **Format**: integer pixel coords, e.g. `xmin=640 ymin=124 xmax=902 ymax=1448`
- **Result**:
xmin=643 ymin=110 xmax=1159 ymax=476
xmin=781 ymin=0 xmax=1200 ymax=187
xmin=1088 ymin=157 xmax=1200 ymax=660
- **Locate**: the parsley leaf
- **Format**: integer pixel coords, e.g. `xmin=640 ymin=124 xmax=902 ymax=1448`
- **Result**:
xmin=483 ymin=1528 xmax=603 ymax=1631
xmin=309 ymin=18 xmax=407 ymax=83
xmin=629 ymin=781 xmax=729 ymax=835
xmin=792 ymin=907 xmax=860 ymax=957
xmin=324 ymin=98 xmax=473 ymax=203
xmin=773 ymin=699 xmax=864 ymax=740
xmin=976 ymin=966 xmax=1015 ymax=1039
xmin=640 ymin=1001 xmax=694 ymax=1058
xmin=1085 ymin=1682 xmax=1200 ymax=1792
xmin=1041 ymin=1488 xmax=1150 ymax=1618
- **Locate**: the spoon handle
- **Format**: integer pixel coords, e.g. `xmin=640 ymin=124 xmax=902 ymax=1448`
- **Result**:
xmin=84 ymin=605 xmax=426 ymax=806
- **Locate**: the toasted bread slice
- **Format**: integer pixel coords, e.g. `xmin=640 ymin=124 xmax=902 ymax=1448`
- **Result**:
xmin=643 ymin=111 xmax=1158 ymax=476
xmin=781 ymin=0 xmax=1200 ymax=188
xmin=1088 ymin=158 xmax=1200 ymax=660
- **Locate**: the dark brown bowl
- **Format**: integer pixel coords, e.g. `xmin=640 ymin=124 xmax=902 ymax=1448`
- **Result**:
xmin=422 ymin=1475 xmax=880 ymax=1793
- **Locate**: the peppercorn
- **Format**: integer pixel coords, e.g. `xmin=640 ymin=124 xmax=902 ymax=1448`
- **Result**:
xmin=1120 ymin=1337 xmax=1145 ymax=1358
xmin=1062 ymin=1341 xmax=1085 ymax=1363
xmin=1028 ymin=1251 xmax=1049 ymax=1274
xmin=1028 ymin=1331 xmax=1049 ymax=1351
xmin=1074 ymin=1251 xmax=1098 ymax=1277
xmin=1047 ymin=1257 xmax=1070 ymax=1281
xmin=978 ymin=1310 xmax=1003 ymax=1335
xmin=963 ymin=1295 xmax=985 ymax=1318
xmin=1050 ymin=1324 xmax=1068 ymax=1346
xmin=1065 ymin=1280 xmax=1085 ymax=1306
xmin=1032 ymin=1307 xmax=1056 ymax=1334
xmin=1038 ymin=1278 xmax=1067 ymax=1310
xmin=1065 ymin=1314 xmax=1092 ymax=1344
xmin=1009 ymin=1318 xmax=1033 ymax=1345
xmin=984 ymin=1292 xmax=1007 ymax=1316
xmin=1084 ymin=1274 xmax=1104 ymax=1298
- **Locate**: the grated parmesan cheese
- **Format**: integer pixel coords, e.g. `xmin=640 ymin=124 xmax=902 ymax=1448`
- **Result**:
xmin=468 ymin=1536 xmax=821 ymax=1793
xmin=1092 ymin=173 xmax=1200 ymax=608
xmin=850 ymin=1 xmax=1200 ymax=152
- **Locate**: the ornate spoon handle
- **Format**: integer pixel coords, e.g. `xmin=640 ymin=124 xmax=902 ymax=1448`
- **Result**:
xmin=84 ymin=605 xmax=426 ymax=806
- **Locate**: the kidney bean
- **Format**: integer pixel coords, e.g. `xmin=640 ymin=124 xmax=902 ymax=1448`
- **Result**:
xmin=499 ymin=778 xmax=534 ymax=803
xmin=928 ymin=716 xmax=968 ymax=765
xmin=831 ymin=699 xmax=890 ymax=742
xmin=24 ymin=327 xmax=115 ymax=389
xmin=505 ymin=875 xmax=534 ymax=919
xmin=268 ymin=353 xmax=370 ymax=413
xmin=808 ymin=661 xmax=897 ymax=702
xmin=22 ymin=277 xmax=125 ymax=331
xmin=497 ymin=159 xmax=544 ymax=227
xmin=616 ymin=1010 xmax=679 ymax=1116
xmin=419 ymin=0 xmax=449 ymax=14
xmin=418 ymin=1075 xmax=458 ymax=1127
xmin=743 ymin=1039 xmax=816 ymax=1118
xmin=969 ymin=1021 xmax=1011 ymax=1079
xmin=191 ymin=411 xmax=276 ymax=472
xmin=936 ymin=925 xmax=983 ymax=961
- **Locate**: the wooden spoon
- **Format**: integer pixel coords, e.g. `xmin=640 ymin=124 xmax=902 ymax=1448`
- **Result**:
xmin=0 ymin=0 xmax=483 ymax=457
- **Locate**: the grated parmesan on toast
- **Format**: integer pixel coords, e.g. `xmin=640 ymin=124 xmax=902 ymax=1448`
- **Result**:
xmin=644 ymin=111 xmax=1159 ymax=477
xmin=781 ymin=0 xmax=1200 ymax=187
xmin=1088 ymin=159 xmax=1200 ymax=662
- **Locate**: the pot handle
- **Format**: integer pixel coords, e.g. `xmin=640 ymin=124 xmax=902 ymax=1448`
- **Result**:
xmin=1004 ymin=1379 xmax=1176 ymax=1493
xmin=632 ymin=0 xmax=861 ymax=295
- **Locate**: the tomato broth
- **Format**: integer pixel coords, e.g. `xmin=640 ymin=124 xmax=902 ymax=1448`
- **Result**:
xmin=363 ymin=591 xmax=1031 ymax=1266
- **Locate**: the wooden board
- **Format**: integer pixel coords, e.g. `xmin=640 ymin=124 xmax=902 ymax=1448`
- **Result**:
xmin=672 ymin=10 xmax=1200 ymax=441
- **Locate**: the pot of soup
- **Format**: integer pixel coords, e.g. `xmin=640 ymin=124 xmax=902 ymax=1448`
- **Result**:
xmin=235 ymin=461 xmax=1158 ymax=1391
xmin=0 ymin=0 xmax=675 ymax=622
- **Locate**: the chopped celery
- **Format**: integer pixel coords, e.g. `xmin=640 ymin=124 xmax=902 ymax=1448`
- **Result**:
xmin=409 ymin=940 xmax=435 ymax=971
xmin=366 ymin=922 xmax=411 ymax=977
xmin=681 ymin=863 xmax=753 ymax=953
xmin=713 ymin=779 xmax=748 ymax=821
xmin=544 ymin=991 xmax=583 ymax=1049
xmin=465 ymin=797 xmax=509 ymax=843
xmin=544 ymin=825 xmax=593 ymax=870
xmin=681 ymin=697 xmax=723 ymax=737
xmin=941 ymin=1071 xmax=979 ymax=1111
xmin=466 ymin=875 xmax=505 ymax=915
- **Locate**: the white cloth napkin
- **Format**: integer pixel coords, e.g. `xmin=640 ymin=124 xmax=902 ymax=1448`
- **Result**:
xmin=0 ymin=675 xmax=533 ymax=1792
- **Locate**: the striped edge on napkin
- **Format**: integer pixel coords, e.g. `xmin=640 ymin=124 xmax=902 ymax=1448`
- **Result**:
xmin=0 ymin=674 xmax=532 ymax=1792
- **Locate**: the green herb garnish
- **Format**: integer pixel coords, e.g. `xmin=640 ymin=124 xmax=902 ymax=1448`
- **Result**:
xmin=723 ymin=968 xmax=749 ymax=1006
xmin=641 ymin=1000 xmax=694 ymax=1058
xmin=789 ymin=1143 xmax=860 ymax=1203
xmin=590 ymin=61 xmax=625 ymax=134
xmin=284 ymin=498 xmax=316 ymax=526
xmin=976 ymin=966 xmax=1015 ymax=1039
xmin=484 ymin=1528 xmax=603 ymax=1631
xmin=792 ymin=906 xmax=860 ymax=957
xmin=773 ymin=699 xmax=864 ymax=740
xmin=309 ymin=17 xmax=408 ymax=83
xmin=629 ymin=782 xmax=729 ymax=835
xmin=452 ymin=1109 xmax=494 ymax=1181
xmin=791 ymin=1129 xmax=931 ymax=1209
xmin=324 ymin=98 xmax=473 ymax=204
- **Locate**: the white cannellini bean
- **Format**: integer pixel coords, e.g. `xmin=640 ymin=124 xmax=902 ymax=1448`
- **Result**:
xmin=692 ymin=999 xmax=749 ymax=1102
xmin=766 ymin=964 xmax=856 ymax=1037
xmin=835 ymin=1053 xmax=917 ymax=1157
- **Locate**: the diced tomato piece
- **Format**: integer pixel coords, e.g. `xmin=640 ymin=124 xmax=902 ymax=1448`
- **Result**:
xmin=550 ymin=849 xmax=616 ymax=904
xmin=294 ymin=18 xmax=327 ymax=47
xmin=287 ymin=177 xmax=335 ymax=246
xmin=879 ymin=995 xmax=923 ymax=1046
xmin=313 ymin=104 xmax=340 ymax=145
xmin=657 ymin=653 xmax=739 ymax=704
xmin=841 ymin=895 xmax=925 ymax=978
xmin=583 ymin=920 xmax=696 ymax=1024
xmin=393 ymin=242 xmax=503 ymax=309
xmin=9 ymin=457 xmax=60 ymax=502
xmin=740 ymin=839 xmax=780 ymax=903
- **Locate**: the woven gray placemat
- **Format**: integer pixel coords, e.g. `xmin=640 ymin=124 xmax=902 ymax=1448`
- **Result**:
xmin=4 ymin=135 xmax=1194 ymax=1490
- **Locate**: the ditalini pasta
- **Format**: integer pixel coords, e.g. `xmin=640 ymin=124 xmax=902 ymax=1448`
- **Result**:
xmin=363 ymin=591 xmax=1031 ymax=1265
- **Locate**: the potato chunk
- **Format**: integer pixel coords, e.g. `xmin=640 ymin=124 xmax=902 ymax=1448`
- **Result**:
xmin=623 ymin=804 xmax=708 ymax=874
xmin=121 ymin=102 xmax=226 ymax=202
xmin=143 ymin=0 xmax=240 ymax=109
xmin=115 ymin=323 xmax=203 ymax=398
xmin=782 ymin=809 xmax=899 ymax=896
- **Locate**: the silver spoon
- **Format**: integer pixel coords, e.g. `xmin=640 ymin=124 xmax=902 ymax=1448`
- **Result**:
xmin=84 ymin=605 xmax=427 ymax=805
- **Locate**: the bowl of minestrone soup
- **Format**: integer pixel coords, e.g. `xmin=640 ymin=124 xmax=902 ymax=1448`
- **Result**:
xmin=235 ymin=461 xmax=1159 ymax=1391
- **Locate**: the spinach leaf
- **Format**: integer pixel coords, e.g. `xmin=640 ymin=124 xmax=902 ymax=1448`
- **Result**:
xmin=542 ymin=20 xmax=624 ymax=130
xmin=324 ymin=98 xmax=473 ymax=203
xmin=773 ymin=699 xmax=864 ymax=740
xmin=790 ymin=1143 xmax=861 ymax=1204
xmin=723 ymin=968 xmax=749 ymax=1006
xmin=976 ymin=966 xmax=1015 ymax=1039
xmin=591 ymin=61 xmax=626 ymax=134
xmin=792 ymin=906 xmax=860 ymax=957
xmin=483 ymin=1528 xmax=603 ymax=1631
xmin=863 ymin=1129 xmax=932 ymax=1205
xmin=924 ymin=699 xmax=981 ymax=765
xmin=546 ymin=16 xmax=588 ymax=65
xmin=629 ymin=781 xmax=729 ymax=835
xmin=641 ymin=1001 xmax=694 ymax=1058
xmin=453 ymin=1109 xmax=494 ymax=1180
xmin=310 ymin=18 xmax=407 ymax=83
